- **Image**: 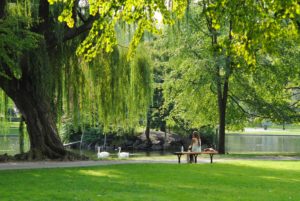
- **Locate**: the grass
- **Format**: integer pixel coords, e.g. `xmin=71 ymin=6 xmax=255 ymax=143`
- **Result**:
xmin=227 ymin=128 xmax=300 ymax=135
xmin=0 ymin=160 xmax=300 ymax=201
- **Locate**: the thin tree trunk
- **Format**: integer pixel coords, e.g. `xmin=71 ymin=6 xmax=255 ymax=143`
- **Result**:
xmin=214 ymin=19 xmax=232 ymax=154
xmin=19 ymin=116 xmax=25 ymax=154
xmin=0 ymin=0 xmax=6 ymax=18
xmin=217 ymin=81 xmax=228 ymax=154
xmin=145 ymin=110 xmax=152 ymax=147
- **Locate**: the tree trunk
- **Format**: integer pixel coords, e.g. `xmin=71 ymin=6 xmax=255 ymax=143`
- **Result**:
xmin=19 ymin=116 xmax=25 ymax=154
xmin=217 ymin=21 xmax=232 ymax=154
xmin=217 ymin=81 xmax=228 ymax=154
xmin=214 ymin=20 xmax=232 ymax=154
xmin=145 ymin=110 xmax=152 ymax=147
xmin=1 ymin=78 xmax=66 ymax=160
xmin=0 ymin=0 xmax=6 ymax=18
xmin=160 ymin=120 xmax=166 ymax=132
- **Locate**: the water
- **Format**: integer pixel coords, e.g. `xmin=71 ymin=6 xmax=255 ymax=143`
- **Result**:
xmin=226 ymin=134 xmax=300 ymax=153
xmin=0 ymin=135 xmax=29 ymax=155
xmin=73 ymin=148 xmax=175 ymax=160
xmin=0 ymin=135 xmax=175 ymax=157
xmin=3 ymin=134 xmax=300 ymax=156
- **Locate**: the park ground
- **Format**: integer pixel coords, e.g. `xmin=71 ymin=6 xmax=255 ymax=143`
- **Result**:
xmin=0 ymin=156 xmax=300 ymax=201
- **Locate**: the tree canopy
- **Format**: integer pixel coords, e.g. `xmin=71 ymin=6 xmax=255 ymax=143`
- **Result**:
xmin=0 ymin=0 xmax=299 ymax=159
xmin=0 ymin=0 xmax=187 ymax=159
xmin=149 ymin=0 xmax=300 ymax=152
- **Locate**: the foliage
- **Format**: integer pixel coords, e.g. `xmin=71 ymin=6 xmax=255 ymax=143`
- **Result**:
xmin=152 ymin=1 xmax=300 ymax=133
xmin=0 ymin=0 xmax=180 ymax=158
xmin=72 ymin=47 xmax=153 ymax=131
xmin=48 ymin=0 xmax=188 ymax=61
xmin=1 ymin=161 xmax=300 ymax=200
xmin=0 ymin=16 xmax=41 ymax=79
xmin=1 ymin=0 xmax=158 ymax=133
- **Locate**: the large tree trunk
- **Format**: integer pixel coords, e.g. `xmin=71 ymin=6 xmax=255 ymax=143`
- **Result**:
xmin=1 ymin=76 xmax=67 ymax=160
xmin=13 ymin=92 xmax=65 ymax=160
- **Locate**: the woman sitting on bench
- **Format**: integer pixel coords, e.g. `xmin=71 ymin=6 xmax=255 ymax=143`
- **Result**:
xmin=188 ymin=131 xmax=201 ymax=162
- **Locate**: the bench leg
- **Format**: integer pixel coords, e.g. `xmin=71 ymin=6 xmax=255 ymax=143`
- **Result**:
xmin=210 ymin=154 xmax=214 ymax=163
xmin=194 ymin=154 xmax=198 ymax=163
xmin=177 ymin=155 xmax=182 ymax=164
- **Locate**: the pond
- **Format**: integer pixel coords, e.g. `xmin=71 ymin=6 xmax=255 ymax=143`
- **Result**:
xmin=2 ymin=134 xmax=300 ymax=156
xmin=70 ymin=148 xmax=176 ymax=160
xmin=0 ymin=135 xmax=30 ymax=155
xmin=226 ymin=134 xmax=300 ymax=153
xmin=0 ymin=135 xmax=176 ymax=158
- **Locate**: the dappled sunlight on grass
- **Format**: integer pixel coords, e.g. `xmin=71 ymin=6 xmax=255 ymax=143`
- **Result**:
xmin=78 ymin=169 xmax=121 ymax=178
xmin=223 ymin=160 xmax=300 ymax=172
xmin=260 ymin=175 xmax=300 ymax=183
xmin=31 ymin=174 xmax=41 ymax=177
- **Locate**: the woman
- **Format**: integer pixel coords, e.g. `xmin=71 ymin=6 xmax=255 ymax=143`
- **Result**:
xmin=191 ymin=131 xmax=201 ymax=152
xmin=188 ymin=131 xmax=201 ymax=163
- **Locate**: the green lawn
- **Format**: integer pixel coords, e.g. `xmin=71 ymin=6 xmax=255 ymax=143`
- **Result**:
xmin=0 ymin=161 xmax=300 ymax=201
xmin=227 ymin=128 xmax=300 ymax=135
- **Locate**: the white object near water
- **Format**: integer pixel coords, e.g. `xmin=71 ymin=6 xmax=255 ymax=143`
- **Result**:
xmin=97 ymin=146 xmax=110 ymax=159
xmin=117 ymin=147 xmax=129 ymax=158
xmin=181 ymin=146 xmax=184 ymax=152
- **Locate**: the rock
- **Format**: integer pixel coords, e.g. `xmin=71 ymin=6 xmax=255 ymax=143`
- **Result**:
xmin=132 ymin=130 xmax=188 ymax=151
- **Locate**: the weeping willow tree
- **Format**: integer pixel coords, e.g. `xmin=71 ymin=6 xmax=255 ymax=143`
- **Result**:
xmin=0 ymin=0 xmax=187 ymax=160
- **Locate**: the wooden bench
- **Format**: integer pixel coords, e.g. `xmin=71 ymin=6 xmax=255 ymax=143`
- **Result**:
xmin=174 ymin=151 xmax=218 ymax=164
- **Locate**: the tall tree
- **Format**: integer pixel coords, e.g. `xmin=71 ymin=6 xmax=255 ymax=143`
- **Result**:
xmin=159 ymin=0 xmax=300 ymax=153
xmin=0 ymin=0 xmax=187 ymax=160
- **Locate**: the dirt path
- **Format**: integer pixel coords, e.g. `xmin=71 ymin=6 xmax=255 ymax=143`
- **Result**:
xmin=1 ymin=156 xmax=299 ymax=171
xmin=0 ymin=159 xmax=179 ymax=171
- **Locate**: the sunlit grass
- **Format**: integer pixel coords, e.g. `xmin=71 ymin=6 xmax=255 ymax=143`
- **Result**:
xmin=0 ymin=161 xmax=300 ymax=201
xmin=228 ymin=126 xmax=300 ymax=135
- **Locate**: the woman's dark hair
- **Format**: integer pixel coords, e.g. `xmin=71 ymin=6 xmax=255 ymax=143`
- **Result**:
xmin=192 ymin=131 xmax=200 ymax=146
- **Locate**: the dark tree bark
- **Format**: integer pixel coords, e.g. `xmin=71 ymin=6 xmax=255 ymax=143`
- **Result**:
xmin=217 ymin=79 xmax=229 ymax=154
xmin=0 ymin=74 xmax=66 ymax=159
xmin=145 ymin=110 xmax=152 ymax=147
xmin=217 ymin=20 xmax=233 ymax=154
xmin=19 ymin=116 xmax=25 ymax=154
xmin=0 ymin=0 xmax=6 ymax=18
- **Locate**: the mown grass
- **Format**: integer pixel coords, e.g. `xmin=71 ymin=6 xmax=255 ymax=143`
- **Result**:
xmin=0 ymin=160 xmax=300 ymax=201
xmin=227 ymin=129 xmax=300 ymax=135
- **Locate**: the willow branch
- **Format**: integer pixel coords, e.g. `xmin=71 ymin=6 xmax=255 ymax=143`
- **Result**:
xmin=285 ymin=86 xmax=300 ymax=90
xmin=228 ymin=94 xmax=268 ymax=118
xmin=77 ymin=9 xmax=87 ymax=23
xmin=63 ymin=15 xmax=98 ymax=42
